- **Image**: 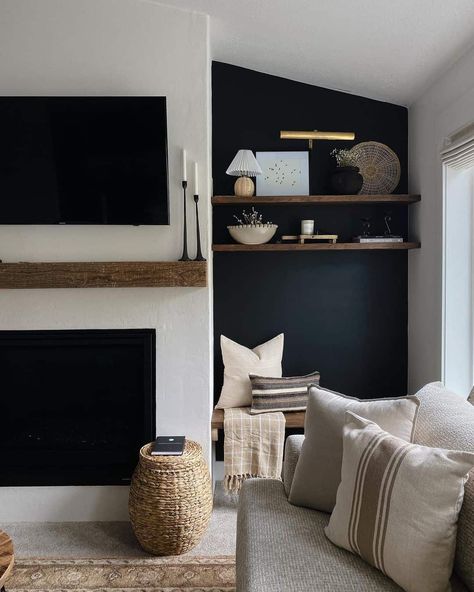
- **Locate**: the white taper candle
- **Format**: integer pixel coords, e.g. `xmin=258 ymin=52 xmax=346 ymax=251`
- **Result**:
xmin=182 ymin=149 xmax=187 ymax=181
xmin=194 ymin=162 xmax=199 ymax=195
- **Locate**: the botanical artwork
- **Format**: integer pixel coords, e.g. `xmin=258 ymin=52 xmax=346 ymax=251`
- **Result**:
xmin=256 ymin=151 xmax=309 ymax=196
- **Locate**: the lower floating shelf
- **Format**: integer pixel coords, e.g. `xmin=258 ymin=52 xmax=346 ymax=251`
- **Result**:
xmin=212 ymin=242 xmax=421 ymax=252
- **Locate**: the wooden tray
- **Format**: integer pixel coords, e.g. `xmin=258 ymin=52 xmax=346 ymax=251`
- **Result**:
xmin=281 ymin=234 xmax=338 ymax=244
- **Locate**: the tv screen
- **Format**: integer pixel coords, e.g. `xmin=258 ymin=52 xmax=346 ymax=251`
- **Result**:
xmin=0 ymin=97 xmax=169 ymax=225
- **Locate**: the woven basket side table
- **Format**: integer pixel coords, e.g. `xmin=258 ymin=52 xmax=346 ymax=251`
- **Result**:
xmin=129 ymin=439 xmax=212 ymax=556
xmin=0 ymin=530 xmax=14 ymax=592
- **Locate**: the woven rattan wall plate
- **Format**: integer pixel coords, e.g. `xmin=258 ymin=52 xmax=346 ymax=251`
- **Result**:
xmin=349 ymin=141 xmax=401 ymax=194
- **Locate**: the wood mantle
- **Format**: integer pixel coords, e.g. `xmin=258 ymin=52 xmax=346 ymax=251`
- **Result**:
xmin=0 ymin=261 xmax=207 ymax=289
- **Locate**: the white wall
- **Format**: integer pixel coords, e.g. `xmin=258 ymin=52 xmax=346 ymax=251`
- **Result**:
xmin=409 ymin=46 xmax=474 ymax=394
xmin=0 ymin=0 xmax=212 ymax=520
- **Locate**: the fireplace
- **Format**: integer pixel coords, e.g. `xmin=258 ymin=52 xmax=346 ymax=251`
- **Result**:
xmin=0 ymin=329 xmax=156 ymax=486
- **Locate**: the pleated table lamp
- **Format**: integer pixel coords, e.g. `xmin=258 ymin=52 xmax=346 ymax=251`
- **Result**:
xmin=226 ymin=149 xmax=262 ymax=197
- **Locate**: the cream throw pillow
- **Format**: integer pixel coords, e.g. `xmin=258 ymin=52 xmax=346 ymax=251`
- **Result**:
xmin=215 ymin=334 xmax=284 ymax=409
xmin=325 ymin=412 xmax=474 ymax=592
xmin=413 ymin=381 xmax=474 ymax=588
xmin=289 ymin=386 xmax=419 ymax=512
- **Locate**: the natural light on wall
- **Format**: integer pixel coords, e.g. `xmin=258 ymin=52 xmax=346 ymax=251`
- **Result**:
xmin=442 ymin=126 xmax=474 ymax=397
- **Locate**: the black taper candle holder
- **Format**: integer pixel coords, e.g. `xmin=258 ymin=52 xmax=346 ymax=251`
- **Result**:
xmin=193 ymin=194 xmax=206 ymax=261
xmin=179 ymin=180 xmax=190 ymax=261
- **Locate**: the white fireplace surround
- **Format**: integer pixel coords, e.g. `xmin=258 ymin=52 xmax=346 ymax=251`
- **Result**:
xmin=0 ymin=0 xmax=212 ymax=521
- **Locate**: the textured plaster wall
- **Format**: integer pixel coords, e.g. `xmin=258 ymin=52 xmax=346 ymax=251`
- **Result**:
xmin=409 ymin=45 xmax=474 ymax=394
xmin=0 ymin=0 xmax=212 ymax=520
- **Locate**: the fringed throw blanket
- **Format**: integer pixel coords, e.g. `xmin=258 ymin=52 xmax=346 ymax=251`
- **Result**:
xmin=223 ymin=407 xmax=285 ymax=492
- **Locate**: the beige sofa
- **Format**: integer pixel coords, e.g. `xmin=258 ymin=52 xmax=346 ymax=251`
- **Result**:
xmin=236 ymin=382 xmax=474 ymax=592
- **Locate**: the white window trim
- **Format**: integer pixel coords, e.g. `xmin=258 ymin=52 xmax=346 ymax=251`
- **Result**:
xmin=441 ymin=161 xmax=448 ymax=383
xmin=471 ymin=170 xmax=474 ymax=388
xmin=441 ymin=145 xmax=474 ymax=394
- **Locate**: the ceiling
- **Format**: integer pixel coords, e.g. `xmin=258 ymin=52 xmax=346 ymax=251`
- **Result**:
xmin=155 ymin=0 xmax=474 ymax=105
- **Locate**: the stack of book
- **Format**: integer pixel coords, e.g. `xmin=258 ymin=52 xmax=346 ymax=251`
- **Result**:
xmin=151 ymin=436 xmax=185 ymax=456
xmin=353 ymin=236 xmax=404 ymax=243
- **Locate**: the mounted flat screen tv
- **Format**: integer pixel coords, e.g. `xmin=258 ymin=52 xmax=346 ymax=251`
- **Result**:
xmin=0 ymin=97 xmax=169 ymax=224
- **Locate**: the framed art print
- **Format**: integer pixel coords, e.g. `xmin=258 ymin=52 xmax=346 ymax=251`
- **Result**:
xmin=256 ymin=151 xmax=309 ymax=196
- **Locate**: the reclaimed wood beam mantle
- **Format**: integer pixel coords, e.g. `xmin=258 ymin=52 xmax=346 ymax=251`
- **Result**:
xmin=0 ymin=261 xmax=207 ymax=289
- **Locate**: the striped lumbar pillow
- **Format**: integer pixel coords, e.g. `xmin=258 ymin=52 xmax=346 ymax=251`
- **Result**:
xmin=325 ymin=412 xmax=474 ymax=592
xmin=249 ymin=371 xmax=320 ymax=414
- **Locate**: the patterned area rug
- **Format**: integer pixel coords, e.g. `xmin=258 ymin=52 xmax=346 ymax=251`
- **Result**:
xmin=8 ymin=556 xmax=236 ymax=592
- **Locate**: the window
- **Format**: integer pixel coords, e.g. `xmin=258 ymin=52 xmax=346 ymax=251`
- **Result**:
xmin=442 ymin=132 xmax=474 ymax=396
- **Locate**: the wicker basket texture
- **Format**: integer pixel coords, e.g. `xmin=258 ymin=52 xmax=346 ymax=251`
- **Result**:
xmin=129 ymin=440 xmax=213 ymax=556
xmin=0 ymin=530 xmax=14 ymax=589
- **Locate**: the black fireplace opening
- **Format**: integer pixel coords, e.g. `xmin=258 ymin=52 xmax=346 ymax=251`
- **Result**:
xmin=0 ymin=329 xmax=156 ymax=486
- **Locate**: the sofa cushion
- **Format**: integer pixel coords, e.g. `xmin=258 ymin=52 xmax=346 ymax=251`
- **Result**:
xmin=289 ymin=387 xmax=419 ymax=512
xmin=325 ymin=412 xmax=474 ymax=592
xmin=236 ymin=478 xmax=467 ymax=592
xmin=283 ymin=435 xmax=304 ymax=496
xmin=414 ymin=382 xmax=474 ymax=590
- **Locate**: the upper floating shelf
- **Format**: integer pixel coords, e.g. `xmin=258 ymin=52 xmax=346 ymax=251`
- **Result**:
xmin=212 ymin=194 xmax=421 ymax=205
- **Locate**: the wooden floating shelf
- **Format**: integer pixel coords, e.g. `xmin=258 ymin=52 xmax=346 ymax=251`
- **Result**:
xmin=0 ymin=261 xmax=207 ymax=289
xmin=212 ymin=194 xmax=421 ymax=205
xmin=211 ymin=408 xmax=305 ymax=441
xmin=213 ymin=242 xmax=421 ymax=252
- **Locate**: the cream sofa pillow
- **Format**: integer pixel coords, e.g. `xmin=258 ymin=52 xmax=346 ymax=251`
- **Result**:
xmin=289 ymin=386 xmax=419 ymax=512
xmin=215 ymin=333 xmax=284 ymax=409
xmin=413 ymin=381 xmax=474 ymax=588
xmin=325 ymin=412 xmax=474 ymax=592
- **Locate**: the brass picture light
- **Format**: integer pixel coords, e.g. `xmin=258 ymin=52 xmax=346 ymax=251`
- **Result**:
xmin=280 ymin=130 xmax=355 ymax=149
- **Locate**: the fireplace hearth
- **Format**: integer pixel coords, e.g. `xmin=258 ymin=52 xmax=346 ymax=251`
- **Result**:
xmin=0 ymin=329 xmax=156 ymax=486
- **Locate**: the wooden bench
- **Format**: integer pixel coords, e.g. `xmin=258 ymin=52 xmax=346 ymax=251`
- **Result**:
xmin=211 ymin=408 xmax=305 ymax=441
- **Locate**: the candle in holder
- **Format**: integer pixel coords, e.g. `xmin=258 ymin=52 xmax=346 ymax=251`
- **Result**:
xmin=301 ymin=219 xmax=314 ymax=235
xmin=194 ymin=162 xmax=199 ymax=195
xmin=182 ymin=149 xmax=187 ymax=182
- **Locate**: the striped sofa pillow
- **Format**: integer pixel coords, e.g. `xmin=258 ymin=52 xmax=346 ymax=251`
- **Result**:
xmin=325 ymin=412 xmax=474 ymax=592
xmin=249 ymin=371 xmax=320 ymax=414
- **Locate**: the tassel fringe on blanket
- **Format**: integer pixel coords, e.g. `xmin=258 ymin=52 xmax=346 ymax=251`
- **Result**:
xmin=224 ymin=473 xmax=262 ymax=493
xmin=223 ymin=407 xmax=285 ymax=492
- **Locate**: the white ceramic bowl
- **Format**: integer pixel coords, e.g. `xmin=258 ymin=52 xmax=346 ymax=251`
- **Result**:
xmin=227 ymin=224 xmax=278 ymax=245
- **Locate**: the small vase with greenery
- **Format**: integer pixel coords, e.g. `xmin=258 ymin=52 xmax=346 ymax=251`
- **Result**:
xmin=329 ymin=148 xmax=363 ymax=195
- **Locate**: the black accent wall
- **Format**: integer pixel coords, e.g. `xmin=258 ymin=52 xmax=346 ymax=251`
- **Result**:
xmin=212 ymin=62 xmax=409 ymax=406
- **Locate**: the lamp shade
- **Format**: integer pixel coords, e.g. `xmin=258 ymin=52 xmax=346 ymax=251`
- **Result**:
xmin=226 ymin=149 xmax=262 ymax=177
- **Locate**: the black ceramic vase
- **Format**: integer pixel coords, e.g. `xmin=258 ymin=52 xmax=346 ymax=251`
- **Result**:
xmin=329 ymin=166 xmax=363 ymax=195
